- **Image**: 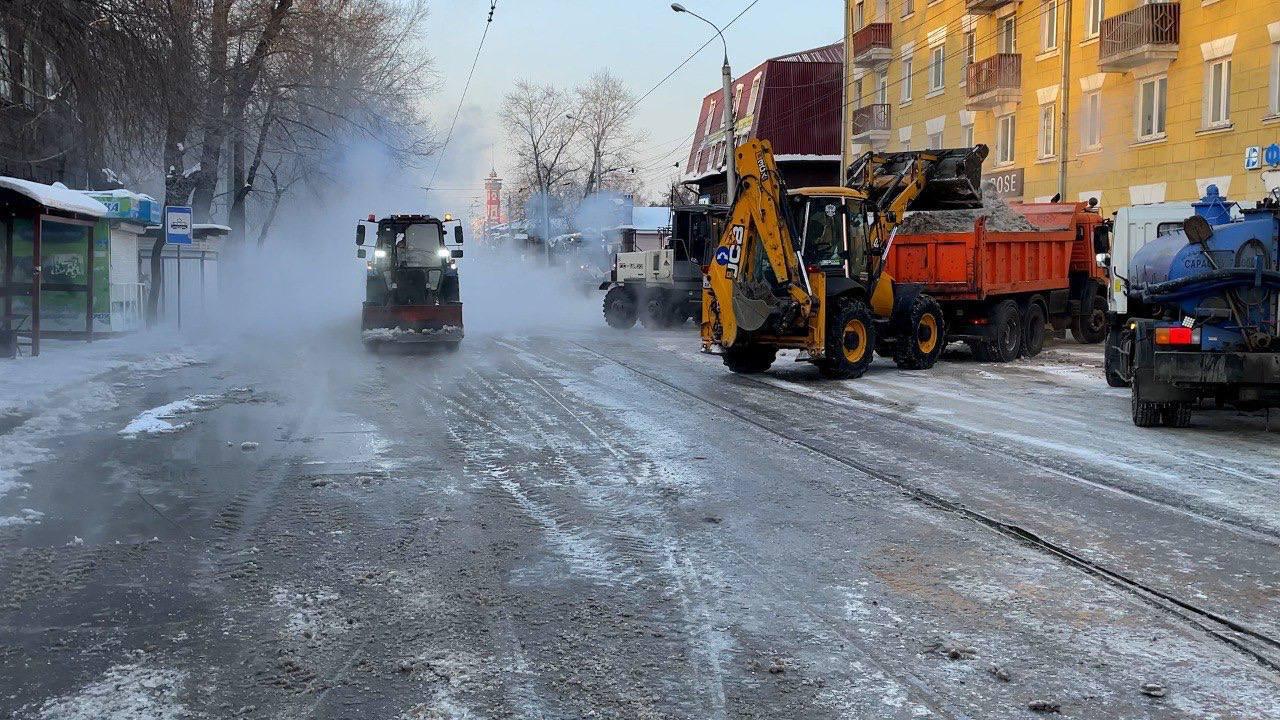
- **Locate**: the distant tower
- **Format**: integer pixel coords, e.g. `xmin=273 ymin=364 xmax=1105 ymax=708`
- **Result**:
xmin=484 ymin=168 xmax=504 ymax=227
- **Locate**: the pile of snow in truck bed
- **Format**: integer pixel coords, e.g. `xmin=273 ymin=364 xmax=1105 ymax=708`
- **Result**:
xmin=897 ymin=189 xmax=1039 ymax=234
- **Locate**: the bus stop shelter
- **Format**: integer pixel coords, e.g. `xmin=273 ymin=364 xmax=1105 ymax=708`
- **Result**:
xmin=0 ymin=178 xmax=109 ymax=357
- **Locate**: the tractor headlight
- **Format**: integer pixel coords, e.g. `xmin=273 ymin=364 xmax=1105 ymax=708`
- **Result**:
xmin=437 ymin=248 xmax=451 ymax=258
xmin=374 ymin=249 xmax=387 ymax=259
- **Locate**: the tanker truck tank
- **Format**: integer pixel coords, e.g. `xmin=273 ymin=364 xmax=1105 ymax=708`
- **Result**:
xmin=1116 ymin=191 xmax=1280 ymax=427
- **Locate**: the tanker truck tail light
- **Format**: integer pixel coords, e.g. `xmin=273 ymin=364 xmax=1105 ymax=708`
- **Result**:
xmin=1154 ymin=326 xmax=1199 ymax=347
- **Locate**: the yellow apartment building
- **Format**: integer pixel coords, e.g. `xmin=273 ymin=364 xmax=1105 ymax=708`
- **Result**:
xmin=843 ymin=0 xmax=1280 ymax=210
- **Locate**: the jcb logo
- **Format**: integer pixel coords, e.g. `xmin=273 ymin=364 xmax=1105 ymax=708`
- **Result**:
xmin=714 ymin=225 xmax=745 ymax=278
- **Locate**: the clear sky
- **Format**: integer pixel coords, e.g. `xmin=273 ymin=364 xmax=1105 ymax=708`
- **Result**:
xmin=421 ymin=0 xmax=842 ymax=213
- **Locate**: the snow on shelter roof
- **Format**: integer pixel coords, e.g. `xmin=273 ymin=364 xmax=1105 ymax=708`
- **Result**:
xmin=0 ymin=176 xmax=108 ymax=217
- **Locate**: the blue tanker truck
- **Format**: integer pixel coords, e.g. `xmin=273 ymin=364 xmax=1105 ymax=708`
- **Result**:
xmin=1103 ymin=188 xmax=1280 ymax=427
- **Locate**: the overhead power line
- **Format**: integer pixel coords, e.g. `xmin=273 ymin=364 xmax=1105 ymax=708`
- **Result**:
xmin=426 ymin=0 xmax=498 ymax=194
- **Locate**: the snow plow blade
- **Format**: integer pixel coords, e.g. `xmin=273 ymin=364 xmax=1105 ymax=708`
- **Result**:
xmin=361 ymin=304 xmax=463 ymax=344
xmin=847 ymin=145 xmax=989 ymax=212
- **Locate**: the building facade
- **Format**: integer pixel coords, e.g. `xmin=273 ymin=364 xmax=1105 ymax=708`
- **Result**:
xmin=685 ymin=42 xmax=844 ymax=202
xmin=844 ymin=0 xmax=1280 ymax=210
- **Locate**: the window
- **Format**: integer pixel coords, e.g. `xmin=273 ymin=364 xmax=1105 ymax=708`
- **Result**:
xmin=1203 ymin=58 xmax=1231 ymax=128
xmin=963 ymin=124 xmax=975 ymax=148
xmin=748 ymin=75 xmax=762 ymax=114
xmin=855 ymin=1 xmax=864 ymax=29
xmin=997 ymin=114 xmax=1016 ymax=165
xmin=901 ymin=56 xmax=913 ymax=102
xmin=877 ymin=72 xmax=888 ymax=104
xmin=733 ymin=83 xmax=744 ymax=115
xmin=963 ymin=30 xmax=977 ymax=69
xmin=999 ymin=17 xmax=1017 ymax=54
xmin=705 ymin=99 xmax=717 ymax=135
xmin=928 ymin=131 xmax=943 ymax=149
xmin=1038 ymin=104 xmax=1056 ymax=158
xmin=903 ymin=0 xmax=915 ymax=16
xmin=1137 ymin=76 xmax=1167 ymax=140
xmin=875 ymin=0 xmax=887 ymax=19
xmin=1082 ymin=91 xmax=1102 ymax=150
xmin=1085 ymin=0 xmax=1104 ymax=39
xmin=853 ymin=78 xmax=863 ymax=109
xmin=930 ymin=45 xmax=945 ymax=92
xmin=1041 ymin=0 xmax=1058 ymax=52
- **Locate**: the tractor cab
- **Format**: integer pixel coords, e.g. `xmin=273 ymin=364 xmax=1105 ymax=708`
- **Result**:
xmin=356 ymin=213 xmax=466 ymax=349
xmin=790 ymin=188 xmax=872 ymax=282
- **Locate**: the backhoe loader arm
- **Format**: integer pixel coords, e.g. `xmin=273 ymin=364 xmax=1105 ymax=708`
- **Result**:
xmin=705 ymin=140 xmax=813 ymax=347
xmin=847 ymin=145 xmax=990 ymax=249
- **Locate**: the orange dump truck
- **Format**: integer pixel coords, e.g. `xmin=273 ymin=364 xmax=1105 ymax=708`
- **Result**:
xmin=885 ymin=201 xmax=1109 ymax=361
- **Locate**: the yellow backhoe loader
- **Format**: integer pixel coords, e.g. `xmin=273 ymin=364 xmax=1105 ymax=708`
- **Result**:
xmin=700 ymin=139 xmax=989 ymax=378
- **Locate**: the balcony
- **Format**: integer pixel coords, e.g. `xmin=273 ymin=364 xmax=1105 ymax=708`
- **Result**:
xmin=966 ymin=54 xmax=1022 ymax=110
xmin=850 ymin=23 xmax=892 ymax=68
xmin=965 ymin=0 xmax=1017 ymax=14
xmin=851 ymin=104 xmax=892 ymax=145
xmin=1098 ymin=2 xmax=1180 ymax=73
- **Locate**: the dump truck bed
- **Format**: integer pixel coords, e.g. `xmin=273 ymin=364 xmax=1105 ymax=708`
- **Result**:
xmin=886 ymin=202 xmax=1099 ymax=301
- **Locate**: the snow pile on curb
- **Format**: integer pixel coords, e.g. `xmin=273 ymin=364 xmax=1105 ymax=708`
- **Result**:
xmin=119 ymin=395 xmax=219 ymax=437
xmin=35 ymin=660 xmax=187 ymax=720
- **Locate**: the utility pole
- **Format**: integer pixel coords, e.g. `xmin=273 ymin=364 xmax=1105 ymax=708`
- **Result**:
xmin=672 ymin=3 xmax=736 ymax=204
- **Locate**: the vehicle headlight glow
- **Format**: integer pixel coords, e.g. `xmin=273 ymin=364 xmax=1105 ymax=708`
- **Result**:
xmin=437 ymin=248 xmax=451 ymax=258
xmin=374 ymin=249 xmax=387 ymax=258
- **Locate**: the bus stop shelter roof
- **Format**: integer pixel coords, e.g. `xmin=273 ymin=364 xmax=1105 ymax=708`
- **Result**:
xmin=0 ymin=177 xmax=108 ymax=218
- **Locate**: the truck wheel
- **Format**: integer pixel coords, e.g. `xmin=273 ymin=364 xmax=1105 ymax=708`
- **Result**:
xmin=1072 ymin=287 xmax=1107 ymax=344
xmin=640 ymin=293 xmax=673 ymax=330
xmin=1104 ymin=327 xmax=1131 ymax=388
xmin=983 ymin=300 xmax=1023 ymax=362
xmin=1131 ymin=378 xmax=1164 ymax=428
xmin=602 ymin=286 xmax=638 ymax=329
xmin=1022 ymin=300 xmax=1048 ymax=358
xmin=722 ymin=344 xmax=776 ymax=374
xmin=893 ymin=294 xmax=946 ymax=370
xmin=1161 ymin=403 xmax=1192 ymax=428
xmin=665 ymin=298 xmax=690 ymax=327
xmin=819 ymin=299 xmax=876 ymax=379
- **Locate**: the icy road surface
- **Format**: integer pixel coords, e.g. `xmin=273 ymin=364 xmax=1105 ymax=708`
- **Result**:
xmin=2 ymin=326 xmax=1280 ymax=718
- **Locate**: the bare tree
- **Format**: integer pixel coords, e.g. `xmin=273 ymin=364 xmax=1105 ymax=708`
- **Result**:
xmin=573 ymin=70 xmax=645 ymax=198
xmin=501 ymin=80 xmax=582 ymax=199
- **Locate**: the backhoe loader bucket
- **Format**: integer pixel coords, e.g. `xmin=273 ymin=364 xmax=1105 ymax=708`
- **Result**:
xmin=847 ymin=145 xmax=989 ymax=212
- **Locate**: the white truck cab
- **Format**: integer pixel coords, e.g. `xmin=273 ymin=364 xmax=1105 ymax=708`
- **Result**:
xmin=1104 ymin=202 xmax=1195 ymax=316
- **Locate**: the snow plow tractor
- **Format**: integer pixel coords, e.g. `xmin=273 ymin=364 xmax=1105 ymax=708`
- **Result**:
xmin=357 ymin=213 xmax=465 ymax=351
xmin=701 ymin=139 xmax=989 ymax=378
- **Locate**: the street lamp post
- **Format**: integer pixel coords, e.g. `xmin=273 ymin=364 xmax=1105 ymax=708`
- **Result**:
xmin=672 ymin=3 xmax=736 ymax=204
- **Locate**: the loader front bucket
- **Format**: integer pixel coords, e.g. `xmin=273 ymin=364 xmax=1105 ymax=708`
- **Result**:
xmin=848 ymin=144 xmax=989 ymax=212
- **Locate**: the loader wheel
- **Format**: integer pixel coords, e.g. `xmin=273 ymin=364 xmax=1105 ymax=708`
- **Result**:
xmin=981 ymin=300 xmax=1022 ymax=362
xmin=818 ymin=299 xmax=876 ymax=379
xmin=1071 ymin=287 xmax=1108 ymax=344
xmin=1022 ymin=300 xmax=1048 ymax=358
xmin=1131 ymin=378 xmax=1164 ymax=428
xmin=722 ymin=344 xmax=776 ymax=374
xmin=602 ymin=286 xmax=638 ymax=329
xmin=893 ymin=295 xmax=946 ymax=370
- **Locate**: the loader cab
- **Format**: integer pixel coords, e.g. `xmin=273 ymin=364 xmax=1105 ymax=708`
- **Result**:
xmin=791 ymin=188 xmax=871 ymax=280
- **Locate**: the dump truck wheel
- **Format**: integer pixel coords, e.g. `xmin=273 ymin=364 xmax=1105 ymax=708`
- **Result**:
xmin=665 ymin=298 xmax=690 ymax=327
xmin=1071 ymin=287 xmax=1107 ymax=344
xmin=893 ymin=295 xmax=946 ymax=370
xmin=722 ymin=344 xmax=776 ymax=374
xmin=1022 ymin=300 xmax=1047 ymax=358
xmin=1131 ymin=378 xmax=1164 ymax=427
xmin=602 ymin=286 xmax=638 ymax=329
xmin=1104 ymin=328 xmax=1132 ymax=388
xmin=982 ymin=300 xmax=1023 ymax=362
xmin=819 ymin=299 xmax=876 ymax=379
